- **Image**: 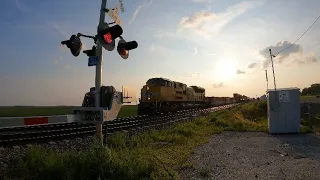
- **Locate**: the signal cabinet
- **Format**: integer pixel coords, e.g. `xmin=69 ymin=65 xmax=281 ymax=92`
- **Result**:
xmin=267 ymin=87 xmax=301 ymax=134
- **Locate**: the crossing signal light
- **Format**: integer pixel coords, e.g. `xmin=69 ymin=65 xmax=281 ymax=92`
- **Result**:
xmin=117 ymin=39 xmax=138 ymax=59
xmin=61 ymin=35 xmax=82 ymax=57
xmin=83 ymin=46 xmax=97 ymax=57
xmin=98 ymin=24 xmax=123 ymax=51
xmin=100 ymin=25 xmax=123 ymax=42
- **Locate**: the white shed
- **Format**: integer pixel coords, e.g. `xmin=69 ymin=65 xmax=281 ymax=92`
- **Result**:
xmin=267 ymin=87 xmax=301 ymax=134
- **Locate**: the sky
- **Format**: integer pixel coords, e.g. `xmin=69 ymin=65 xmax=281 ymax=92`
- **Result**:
xmin=0 ymin=0 xmax=319 ymax=106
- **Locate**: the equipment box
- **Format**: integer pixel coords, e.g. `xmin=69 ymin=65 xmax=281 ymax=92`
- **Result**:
xmin=267 ymin=87 xmax=300 ymax=134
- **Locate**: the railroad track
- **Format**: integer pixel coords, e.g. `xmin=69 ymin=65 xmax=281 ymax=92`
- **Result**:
xmin=0 ymin=104 xmax=236 ymax=147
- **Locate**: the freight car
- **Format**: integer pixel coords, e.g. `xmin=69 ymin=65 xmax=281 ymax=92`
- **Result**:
xmin=233 ymin=93 xmax=250 ymax=103
xmin=138 ymin=77 xmax=211 ymax=115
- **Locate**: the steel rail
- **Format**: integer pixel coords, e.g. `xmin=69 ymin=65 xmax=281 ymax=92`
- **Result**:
xmin=0 ymin=104 xmax=236 ymax=147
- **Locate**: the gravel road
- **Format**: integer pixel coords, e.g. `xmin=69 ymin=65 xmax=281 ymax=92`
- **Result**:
xmin=179 ymin=131 xmax=320 ymax=180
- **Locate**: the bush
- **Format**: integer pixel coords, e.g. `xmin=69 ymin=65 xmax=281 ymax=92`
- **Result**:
xmin=208 ymin=102 xmax=268 ymax=132
xmin=239 ymin=101 xmax=267 ymax=122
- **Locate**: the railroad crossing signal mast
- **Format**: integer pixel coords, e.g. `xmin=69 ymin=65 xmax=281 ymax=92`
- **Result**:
xmin=60 ymin=0 xmax=138 ymax=145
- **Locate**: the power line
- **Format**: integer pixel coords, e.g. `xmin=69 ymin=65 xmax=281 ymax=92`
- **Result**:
xmin=273 ymin=14 xmax=320 ymax=57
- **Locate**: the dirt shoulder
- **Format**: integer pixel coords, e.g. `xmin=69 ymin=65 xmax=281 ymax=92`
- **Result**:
xmin=179 ymin=131 xmax=320 ymax=180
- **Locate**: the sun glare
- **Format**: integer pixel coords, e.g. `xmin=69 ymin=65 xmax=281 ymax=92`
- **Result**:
xmin=215 ymin=59 xmax=237 ymax=81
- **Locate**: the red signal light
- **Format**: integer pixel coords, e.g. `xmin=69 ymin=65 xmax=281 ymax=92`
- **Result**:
xmin=103 ymin=33 xmax=112 ymax=43
xmin=120 ymin=49 xmax=128 ymax=55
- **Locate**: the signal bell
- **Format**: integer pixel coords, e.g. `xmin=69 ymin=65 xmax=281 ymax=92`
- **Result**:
xmin=97 ymin=24 xmax=123 ymax=51
xmin=83 ymin=46 xmax=97 ymax=57
xmin=61 ymin=35 xmax=82 ymax=57
xmin=117 ymin=39 xmax=138 ymax=59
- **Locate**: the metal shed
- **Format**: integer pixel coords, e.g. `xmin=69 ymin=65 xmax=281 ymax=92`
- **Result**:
xmin=267 ymin=87 xmax=301 ymax=134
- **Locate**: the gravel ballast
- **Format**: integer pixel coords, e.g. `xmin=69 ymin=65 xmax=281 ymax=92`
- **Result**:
xmin=179 ymin=131 xmax=320 ymax=180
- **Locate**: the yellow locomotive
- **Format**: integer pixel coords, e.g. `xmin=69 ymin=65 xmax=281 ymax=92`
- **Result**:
xmin=138 ymin=77 xmax=210 ymax=115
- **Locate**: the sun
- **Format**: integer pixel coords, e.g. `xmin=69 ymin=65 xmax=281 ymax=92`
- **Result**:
xmin=215 ymin=59 xmax=237 ymax=81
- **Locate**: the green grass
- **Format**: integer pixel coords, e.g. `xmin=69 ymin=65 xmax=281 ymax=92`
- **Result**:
xmin=117 ymin=105 xmax=138 ymax=118
xmin=0 ymin=105 xmax=137 ymax=118
xmin=300 ymin=95 xmax=320 ymax=103
xmin=300 ymin=95 xmax=320 ymax=133
xmin=0 ymin=96 xmax=316 ymax=117
xmin=301 ymin=111 xmax=320 ymax=133
xmin=2 ymin=101 xmax=315 ymax=179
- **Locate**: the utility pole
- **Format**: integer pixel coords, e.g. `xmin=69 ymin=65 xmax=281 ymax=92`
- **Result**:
xmin=269 ymin=49 xmax=277 ymax=91
xmin=61 ymin=0 xmax=138 ymax=146
xmin=269 ymin=48 xmax=280 ymax=112
xmin=265 ymin=70 xmax=268 ymax=93
xmin=94 ymin=0 xmax=107 ymax=145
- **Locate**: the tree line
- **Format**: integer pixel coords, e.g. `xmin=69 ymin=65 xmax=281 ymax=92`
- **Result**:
xmin=301 ymin=84 xmax=320 ymax=96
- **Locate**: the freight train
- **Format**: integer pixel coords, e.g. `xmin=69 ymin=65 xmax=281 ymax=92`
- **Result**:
xmin=137 ymin=77 xmax=249 ymax=115
xmin=79 ymin=77 xmax=250 ymax=116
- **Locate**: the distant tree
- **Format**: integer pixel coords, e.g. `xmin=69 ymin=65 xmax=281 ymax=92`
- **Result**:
xmin=301 ymin=84 xmax=320 ymax=96
xmin=311 ymin=84 xmax=320 ymax=87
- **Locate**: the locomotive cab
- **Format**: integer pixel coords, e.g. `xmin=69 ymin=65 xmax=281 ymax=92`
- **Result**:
xmin=138 ymin=78 xmax=173 ymax=115
xmin=140 ymin=78 xmax=172 ymax=101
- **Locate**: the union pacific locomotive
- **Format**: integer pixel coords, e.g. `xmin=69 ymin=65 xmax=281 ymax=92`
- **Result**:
xmin=138 ymin=77 xmax=211 ymax=115
xmin=79 ymin=78 xmax=250 ymax=117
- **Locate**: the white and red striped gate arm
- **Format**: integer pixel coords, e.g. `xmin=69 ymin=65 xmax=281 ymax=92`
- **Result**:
xmin=0 ymin=115 xmax=76 ymax=128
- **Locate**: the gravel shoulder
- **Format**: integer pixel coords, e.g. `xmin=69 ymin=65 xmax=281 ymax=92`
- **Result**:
xmin=179 ymin=131 xmax=320 ymax=180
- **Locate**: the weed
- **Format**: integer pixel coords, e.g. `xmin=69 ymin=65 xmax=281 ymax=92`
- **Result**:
xmin=198 ymin=167 xmax=211 ymax=178
xmin=180 ymin=161 xmax=195 ymax=170
xmin=107 ymin=132 xmax=129 ymax=149
xmin=301 ymin=125 xmax=313 ymax=133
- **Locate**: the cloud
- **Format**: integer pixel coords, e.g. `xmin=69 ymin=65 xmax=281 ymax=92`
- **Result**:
xmin=206 ymin=53 xmax=217 ymax=56
xmin=178 ymin=1 xmax=264 ymax=37
xmin=194 ymin=47 xmax=198 ymax=55
xmin=128 ymin=0 xmax=152 ymax=24
xmin=147 ymin=43 xmax=170 ymax=54
xmin=290 ymin=52 xmax=318 ymax=64
xmin=188 ymin=72 xmax=200 ymax=77
xmin=15 ymin=0 xmax=29 ymax=12
xmin=1 ymin=76 xmax=9 ymax=80
xmin=260 ymin=41 xmax=302 ymax=65
xmin=15 ymin=0 xmax=69 ymax=38
xmin=213 ymin=82 xmax=224 ymax=88
xmin=64 ymin=65 xmax=71 ymax=69
xmin=260 ymin=41 xmax=317 ymax=68
xmin=62 ymin=65 xmax=77 ymax=74
xmin=191 ymin=0 xmax=212 ymax=3
xmin=236 ymin=70 xmax=246 ymax=74
xmin=179 ymin=11 xmax=217 ymax=30
xmin=154 ymin=30 xmax=177 ymax=39
xmin=149 ymin=44 xmax=156 ymax=53
xmin=53 ymin=56 xmax=63 ymax=65
xmin=248 ymin=62 xmax=257 ymax=68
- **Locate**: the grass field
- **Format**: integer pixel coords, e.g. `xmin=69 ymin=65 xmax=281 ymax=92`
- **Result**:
xmin=300 ymin=95 xmax=320 ymax=103
xmin=0 ymin=96 xmax=318 ymax=118
xmin=7 ymin=100 xmax=313 ymax=179
xmin=0 ymin=95 xmax=317 ymax=118
xmin=0 ymin=105 xmax=137 ymax=118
